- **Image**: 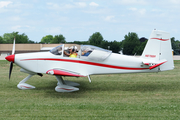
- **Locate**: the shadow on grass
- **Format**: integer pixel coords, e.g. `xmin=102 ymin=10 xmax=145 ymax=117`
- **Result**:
xmin=79 ymin=81 xmax=180 ymax=92
xmin=32 ymin=77 xmax=180 ymax=98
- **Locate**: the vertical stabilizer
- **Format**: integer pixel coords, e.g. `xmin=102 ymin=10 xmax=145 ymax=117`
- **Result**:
xmin=141 ymin=30 xmax=174 ymax=71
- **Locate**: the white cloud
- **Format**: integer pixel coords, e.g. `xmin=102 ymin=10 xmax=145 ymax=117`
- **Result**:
xmin=89 ymin=2 xmax=99 ymax=7
xmin=47 ymin=2 xmax=87 ymax=10
xmin=117 ymin=0 xmax=147 ymax=5
xmin=47 ymin=2 xmax=73 ymax=10
xmin=169 ymin=0 xmax=180 ymax=4
xmin=10 ymin=16 xmax=21 ymax=21
xmin=11 ymin=25 xmax=31 ymax=31
xmin=151 ymin=9 xmax=162 ymax=12
xmin=139 ymin=9 xmax=146 ymax=15
xmin=0 ymin=1 xmax=12 ymax=8
xmin=104 ymin=16 xmax=116 ymax=22
xmin=63 ymin=4 xmax=74 ymax=9
xmin=75 ymin=2 xmax=87 ymax=8
xmin=46 ymin=2 xmax=61 ymax=9
xmin=128 ymin=8 xmax=146 ymax=15
xmin=11 ymin=25 xmax=21 ymax=31
xmin=128 ymin=7 xmax=137 ymax=11
xmin=45 ymin=27 xmax=62 ymax=34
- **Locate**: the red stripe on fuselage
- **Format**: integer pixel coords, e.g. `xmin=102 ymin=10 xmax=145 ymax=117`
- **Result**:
xmin=151 ymin=38 xmax=169 ymax=41
xmin=21 ymin=58 xmax=148 ymax=70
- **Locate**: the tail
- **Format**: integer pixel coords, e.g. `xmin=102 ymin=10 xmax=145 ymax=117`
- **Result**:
xmin=141 ymin=30 xmax=174 ymax=71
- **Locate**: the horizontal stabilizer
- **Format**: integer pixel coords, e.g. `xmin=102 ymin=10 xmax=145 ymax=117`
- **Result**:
xmin=143 ymin=59 xmax=167 ymax=70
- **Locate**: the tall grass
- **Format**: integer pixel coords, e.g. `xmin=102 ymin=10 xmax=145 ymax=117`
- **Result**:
xmin=0 ymin=60 xmax=180 ymax=119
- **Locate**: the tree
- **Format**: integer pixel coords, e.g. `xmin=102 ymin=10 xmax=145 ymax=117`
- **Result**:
xmin=15 ymin=33 xmax=29 ymax=43
xmin=3 ymin=33 xmax=15 ymax=43
xmin=109 ymin=40 xmax=122 ymax=53
xmin=101 ymin=40 xmax=122 ymax=53
xmin=122 ymin=32 xmax=140 ymax=55
xmin=0 ymin=36 xmax=4 ymax=43
xmin=88 ymin=32 xmax=103 ymax=47
xmin=40 ymin=35 xmax=53 ymax=44
xmin=171 ymin=37 xmax=180 ymax=55
xmin=101 ymin=40 xmax=110 ymax=50
xmin=3 ymin=32 xmax=29 ymax=43
xmin=28 ymin=40 xmax=35 ymax=43
xmin=69 ymin=41 xmax=89 ymax=45
xmin=51 ymin=34 xmax=66 ymax=43
xmin=137 ymin=40 xmax=147 ymax=54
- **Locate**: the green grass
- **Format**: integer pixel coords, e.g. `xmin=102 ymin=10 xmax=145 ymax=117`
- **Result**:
xmin=0 ymin=60 xmax=180 ymax=119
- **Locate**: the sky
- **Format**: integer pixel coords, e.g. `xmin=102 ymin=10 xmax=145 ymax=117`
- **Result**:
xmin=0 ymin=0 xmax=180 ymax=42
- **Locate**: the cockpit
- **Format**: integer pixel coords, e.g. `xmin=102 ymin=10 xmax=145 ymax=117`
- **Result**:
xmin=50 ymin=44 xmax=63 ymax=55
xmin=50 ymin=44 xmax=112 ymax=61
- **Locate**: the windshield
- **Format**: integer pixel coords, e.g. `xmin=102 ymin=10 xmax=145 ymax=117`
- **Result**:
xmin=50 ymin=44 xmax=63 ymax=55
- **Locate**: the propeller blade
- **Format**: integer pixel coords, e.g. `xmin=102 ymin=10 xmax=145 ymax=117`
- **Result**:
xmin=12 ymin=37 xmax=15 ymax=55
xmin=9 ymin=61 xmax=13 ymax=80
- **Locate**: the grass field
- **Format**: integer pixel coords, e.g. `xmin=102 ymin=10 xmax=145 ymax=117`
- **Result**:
xmin=0 ymin=60 xmax=180 ymax=119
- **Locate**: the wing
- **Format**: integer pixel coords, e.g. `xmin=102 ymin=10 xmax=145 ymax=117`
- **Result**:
xmin=46 ymin=69 xmax=85 ymax=77
xmin=143 ymin=59 xmax=167 ymax=70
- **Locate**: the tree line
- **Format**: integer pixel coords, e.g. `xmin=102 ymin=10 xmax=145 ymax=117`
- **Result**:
xmin=0 ymin=31 xmax=179 ymax=55
xmin=0 ymin=32 xmax=34 ymax=44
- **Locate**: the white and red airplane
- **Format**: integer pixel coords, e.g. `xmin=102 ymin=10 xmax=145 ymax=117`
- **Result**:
xmin=5 ymin=30 xmax=174 ymax=92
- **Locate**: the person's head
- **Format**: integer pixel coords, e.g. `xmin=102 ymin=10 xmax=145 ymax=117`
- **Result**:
xmin=69 ymin=46 xmax=77 ymax=53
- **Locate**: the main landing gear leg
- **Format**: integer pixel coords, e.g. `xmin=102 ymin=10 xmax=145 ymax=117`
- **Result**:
xmin=17 ymin=74 xmax=35 ymax=90
xmin=55 ymin=76 xmax=79 ymax=92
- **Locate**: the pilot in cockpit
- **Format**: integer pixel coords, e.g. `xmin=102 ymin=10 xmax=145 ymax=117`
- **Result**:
xmin=64 ymin=46 xmax=78 ymax=58
xmin=82 ymin=48 xmax=92 ymax=56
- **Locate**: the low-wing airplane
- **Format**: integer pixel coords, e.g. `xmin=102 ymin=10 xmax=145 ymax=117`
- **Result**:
xmin=5 ymin=30 xmax=174 ymax=92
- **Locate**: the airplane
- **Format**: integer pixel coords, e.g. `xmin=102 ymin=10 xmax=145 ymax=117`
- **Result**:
xmin=5 ymin=30 xmax=174 ymax=92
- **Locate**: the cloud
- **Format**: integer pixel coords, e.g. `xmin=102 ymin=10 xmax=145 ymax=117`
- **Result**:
xmin=11 ymin=25 xmax=31 ymax=31
xmin=116 ymin=0 xmax=147 ymax=5
xmin=44 ymin=27 xmax=62 ymax=34
xmin=47 ymin=2 xmax=72 ymax=10
xmin=47 ymin=2 xmax=88 ymax=11
xmin=139 ymin=9 xmax=146 ymax=15
xmin=89 ymin=2 xmax=99 ymax=7
xmin=128 ymin=7 xmax=146 ymax=15
xmin=169 ymin=0 xmax=180 ymax=4
xmin=104 ymin=16 xmax=116 ymax=22
xmin=128 ymin=7 xmax=137 ymax=11
xmin=151 ymin=9 xmax=162 ymax=12
xmin=10 ymin=16 xmax=21 ymax=21
xmin=11 ymin=25 xmax=21 ymax=30
xmin=46 ymin=2 xmax=61 ymax=10
xmin=75 ymin=2 xmax=87 ymax=8
xmin=0 ymin=1 xmax=13 ymax=8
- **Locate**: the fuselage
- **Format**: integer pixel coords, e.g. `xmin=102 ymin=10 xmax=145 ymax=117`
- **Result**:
xmin=13 ymin=51 xmax=157 ymax=76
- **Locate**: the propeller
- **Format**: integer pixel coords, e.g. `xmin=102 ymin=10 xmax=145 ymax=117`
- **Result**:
xmin=9 ymin=61 xmax=13 ymax=79
xmin=12 ymin=37 xmax=15 ymax=55
xmin=6 ymin=37 xmax=15 ymax=80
